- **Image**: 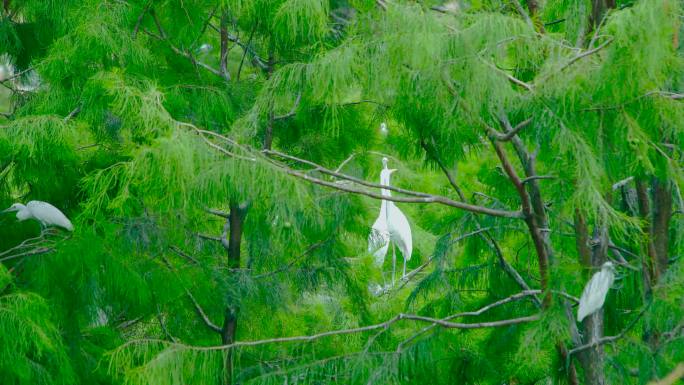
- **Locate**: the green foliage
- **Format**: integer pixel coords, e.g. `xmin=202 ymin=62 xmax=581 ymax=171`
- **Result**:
xmin=1 ymin=0 xmax=683 ymax=384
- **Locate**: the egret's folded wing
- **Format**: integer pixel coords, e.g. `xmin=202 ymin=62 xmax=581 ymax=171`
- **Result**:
xmin=577 ymin=270 xmax=614 ymax=322
xmin=387 ymin=204 xmax=412 ymax=260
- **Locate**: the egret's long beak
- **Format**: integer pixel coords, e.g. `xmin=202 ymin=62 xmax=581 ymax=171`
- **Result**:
xmin=388 ymin=169 xmax=397 ymax=174
xmin=1 ymin=208 xmax=12 ymax=214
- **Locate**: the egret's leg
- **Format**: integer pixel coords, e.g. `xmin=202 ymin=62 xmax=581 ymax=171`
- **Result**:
xmin=402 ymin=256 xmax=407 ymax=278
xmin=392 ymin=244 xmax=396 ymax=287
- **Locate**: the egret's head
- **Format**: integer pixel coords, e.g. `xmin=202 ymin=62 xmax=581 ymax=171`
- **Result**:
xmin=602 ymin=261 xmax=615 ymax=272
xmin=382 ymin=157 xmax=389 ymax=168
xmin=2 ymin=203 xmax=25 ymax=213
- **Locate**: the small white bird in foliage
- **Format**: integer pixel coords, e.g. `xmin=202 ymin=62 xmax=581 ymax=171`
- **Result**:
xmin=368 ymin=157 xmax=413 ymax=284
xmin=380 ymin=122 xmax=388 ymax=136
xmin=2 ymin=201 xmax=74 ymax=231
xmin=577 ymin=261 xmax=616 ymax=322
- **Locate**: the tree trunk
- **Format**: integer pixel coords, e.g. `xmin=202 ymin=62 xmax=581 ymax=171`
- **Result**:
xmin=574 ymin=213 xmax=609 ymax=385
xmin=263 ymin=51 xmax=276 ymax=150
xmin=651 ymin=179 xmax=672 ymax=280
xmin=581 ymin=226 xmax=609 ymax=385
xmin=636 ymin=179 xmax=656 ymax=293
xmin=227 ymin=202 xmax=248 ymax=266
xmin=526 ymin=0 xmax=545 ymax=33
xmin=222 ymin=201 xmax=248 ymax=384
xmin=221 ymin=307 xmax=238 ymax=385
xmin=219 ymin=11 xmax=230 ymax=81
xmin=590 ymin=0 xmax=612 ymax=28
xmin=574 ymin=210 xmax=592 ymax=277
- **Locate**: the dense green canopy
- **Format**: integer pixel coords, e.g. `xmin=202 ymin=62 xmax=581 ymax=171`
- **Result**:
xmin=1 ymin=0 xmax=683 ymax=384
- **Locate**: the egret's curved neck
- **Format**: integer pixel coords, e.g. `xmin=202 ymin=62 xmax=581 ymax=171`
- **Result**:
xmin=15 ymin=205 xmax=31 ymax=221
xmin=380 ymin=173 xmax=392 ymax=197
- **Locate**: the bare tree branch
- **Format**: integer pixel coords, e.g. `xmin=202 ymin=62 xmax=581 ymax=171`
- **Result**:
xmin=186 ymin=289 xmax=222 ymax=334
xmin=263 ymin=149 xmax=523 ymax=218
xmin=123 ymin=299 xmax=540 ymax=352
xmin=273 ymin=93 xmax=302 ymax=120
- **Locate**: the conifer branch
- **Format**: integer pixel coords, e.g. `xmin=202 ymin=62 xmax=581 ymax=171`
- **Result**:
xmin=489 ymin=137 xmax=551 ymax=306
xmin=205 ymin=208 xmax=230 ymax=219
xmin=394 ymin=228 xmax=493 ymax=291
xmin=510 ymin=0 xmax=536 ymax=31
xmin=253 ymin=239 xmax=328 ymax=279
xmin=125 ymin=300 xmax=540 ymax=352
xmin=132 ymin=0 xmax=153 ymax=39
xmin=169 ymin=246 xmax=200 ymax=265
xmin=490 ymin=117 xmax=533 ymax=141
xmin=273 ymin=93 xmax=302 ymax=121
xmin=263 ymin=149 xmax=523 ymax=218
xmin=0 ymin=231 xmax=55 ymax=262
xmin=421 ymin=136 xmax=541 ymax=306
xmin=186 ymin=289 xmax=222 ymax=334
xmin=536 ymin=37 xmax=614 ymax=84
xmin=568 ymin=302 xmax=650 ymax=356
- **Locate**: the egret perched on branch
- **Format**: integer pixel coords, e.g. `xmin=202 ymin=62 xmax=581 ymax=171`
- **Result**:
xmin=367 ymin=157 xmax=412 ymax=284
xmin=577 ymin=261 xmax=616 ymax=322
xmin=2 ymin=201 xmax=74 ymax=231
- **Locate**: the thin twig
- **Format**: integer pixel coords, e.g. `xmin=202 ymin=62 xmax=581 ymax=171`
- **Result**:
xmin=568 ymin=302 xmax=650 ymax=356
xmin=186 ymin=289 xmax=222 ymax=333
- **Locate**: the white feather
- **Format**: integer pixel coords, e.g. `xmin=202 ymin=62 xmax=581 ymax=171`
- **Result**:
xmin=577 ymin=262 xmax=615 ymax=322
xmin=387 ymin=201 xmax=412 ymax=262
xmin=368 ymin=199 xmax=390 ymax=266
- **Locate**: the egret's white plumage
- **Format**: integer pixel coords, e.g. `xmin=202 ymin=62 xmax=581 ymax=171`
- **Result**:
xmin=368 ymin=199 xmax=390 ymax=265
xmin=3 ymin=201 xmax=74 ymax=231
xmin=387 ymin=200 xmax=412 ymax=275
xmin=367 ymin=158 xmax=412 ymax=281
xmin=577 ymin=261 xmax=616 ymax=322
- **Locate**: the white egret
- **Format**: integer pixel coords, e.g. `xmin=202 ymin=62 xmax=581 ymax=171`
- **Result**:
xmin=577 ymin=261 xmax=616 ymax=322
xmin=380 ymin=122 xmax=388 ymax=136
xmin=367 ymin=158 xmax=412 ymax=284
xmin=2 ymin=201 xmax=74 ymax=231
xmin=368 ymin=159 xmax=391 ymax=265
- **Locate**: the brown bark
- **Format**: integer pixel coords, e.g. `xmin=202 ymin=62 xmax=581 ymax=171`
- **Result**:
xmin=221 ymin=307 xmax=238 ymax=385
xmin=574 ymin=210 xmax=592 ymax=274
xmin=581 ymin=226 xmax=609 ymax=385
xmin=219 ymin=11 xmax=230 ymax=81
xmin=526 ymin=0 xmax=546 ymax=33
xmin=590 ymin=0 xmax=612 ymax=29
xmin=227 ymin=202 xmax=248 ymax=266
xmin=222 ymin=201 xmax=248 ymax=384
xmin=263 ymin=51 xmax=276 ymax=150
xmin=490 ymin=139 xmax=551 ymax=307
xmin=651 ymin=179 xmax=672 ymax=280
xmin=636 ymin=179 xmax=656 ymax=292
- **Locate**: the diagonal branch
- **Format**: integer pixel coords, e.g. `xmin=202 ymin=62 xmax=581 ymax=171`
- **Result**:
xmin=263 ymin=149 xmax=523 ymax=218
xmin=568 ymin=301 xmax=650 ymax=356
xmin=419 ymin=137 xmax=540 ymax=305
xmin=186 ymin=289 xmax=222 ymax=334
